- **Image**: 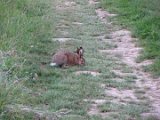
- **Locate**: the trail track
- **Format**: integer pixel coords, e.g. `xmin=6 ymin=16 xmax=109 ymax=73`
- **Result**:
xmin=90 ymin=0 xmax=160 ymax=119
xmin=5 ymin=0 xmax=160 ymax=119
xmin=53 ymin=0 xmax=160 ymax=119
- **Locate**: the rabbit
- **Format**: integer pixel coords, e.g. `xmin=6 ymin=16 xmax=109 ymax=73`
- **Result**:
xmin=50 ymin=47 xmax=85 ymax=67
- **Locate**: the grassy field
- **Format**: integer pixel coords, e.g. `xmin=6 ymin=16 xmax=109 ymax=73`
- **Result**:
xmin=101 ymin=0 xmax=160 ymax=76
xmin=0 ymin=0 xmax=152 ymax=119
xmin=0 ymin=0 xmax=57 ymax=119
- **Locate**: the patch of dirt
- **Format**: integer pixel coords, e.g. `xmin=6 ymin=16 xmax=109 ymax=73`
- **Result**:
xmin=87 ymin=103 xmax=100 ymax=116
xmin=84 ymin=99 xmax=106 ymax=104
xmin=95 ymin=2 xmax=160 ymax=119
xmin=137 ymin=60 xmax=153 ymax=67
xmin=75 ymin=70 xmax=101 ymax=77
xmin=89 ymin=0 xmax=100 ymax=5
xmin=141 ymin=113 xmax=160 ymax=120
xmin=7 ymin=104 xmax=71 ymax=120
xmin=105 ymin=88 xmax=139 ymax=103
xmin=64 ymin=1 xmax=76 ymax=7
xmin=52 ymin=38 xmax=72 ymax=42
xmin=111 ymin=70 xmax=135 ymax=78
xmin=100 ymin=83 xmax=106 ymax=88
xmin=109 ymin=30 xmax=143 ymax=66
xmin=56 ymin=1 xmax=76 ymax=10
xmin=72 ymin=22 xmax=83 ymax=25
xmin=95 ymin=8 xmax=117 ymax=23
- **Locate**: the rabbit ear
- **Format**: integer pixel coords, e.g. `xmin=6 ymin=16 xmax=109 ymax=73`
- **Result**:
xmin=79 ymin=47 xmax=84 ymax=54
xmin=76 ymin=47 xmax=84 ymax=58
xmin=80 ymin=46 xmax=83 ymax=49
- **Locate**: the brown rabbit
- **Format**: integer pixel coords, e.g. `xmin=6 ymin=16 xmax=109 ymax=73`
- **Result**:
xmin=50 ymin=47 xmax=85 ymax=67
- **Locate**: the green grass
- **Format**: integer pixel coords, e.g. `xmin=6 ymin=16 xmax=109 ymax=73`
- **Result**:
xmin=98 ymin=102 xmax=149 ymax=119
xmin=101 ymin=0 xmax=160 ymax=76
xmin=0 ymin=0 xmax=151 ymax=119
xmin=0 ymin=0 xmax=56 ymax=119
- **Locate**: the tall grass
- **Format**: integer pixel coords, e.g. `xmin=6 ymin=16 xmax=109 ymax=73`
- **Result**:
xmin=101 ymin=0 xmax=160 ymax=76
xmin=0 ymin=0 xmax=55 ymax=118
xmin=0 ymin=0 xmax=53 ymax=74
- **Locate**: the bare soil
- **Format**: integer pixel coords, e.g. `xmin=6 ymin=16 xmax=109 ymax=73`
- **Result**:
xmin=93 ymin=0 xmax=160 ymax=119
xmin=54 ymin=0 xmax=160 ymax=119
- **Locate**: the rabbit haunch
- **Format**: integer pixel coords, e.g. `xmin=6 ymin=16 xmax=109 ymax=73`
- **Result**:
xmin=50 ymin=47 xmax=85 ymax=67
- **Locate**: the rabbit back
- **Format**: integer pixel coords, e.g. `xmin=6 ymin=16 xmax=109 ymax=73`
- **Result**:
xmin=52 ymin=51 xmax=68 ymax=66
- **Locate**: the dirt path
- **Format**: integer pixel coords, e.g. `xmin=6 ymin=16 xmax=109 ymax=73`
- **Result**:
xmin=7 ymin=0 xmax=160 ymax=119
xmin=51 ymin=0 xmax=160 ymax=119
xmin=90 ymin=0 xmax=160 ymax=119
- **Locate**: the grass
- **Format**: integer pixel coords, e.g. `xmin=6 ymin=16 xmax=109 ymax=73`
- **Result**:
xmin=101 ymin=0 xmax=160 ymax=76
xmin=0 ymin=0 xmax=56 ymax=119
xmin=98 ymin=102 xmax=149 ymax=119
xmin=0 ymin=0 xmax=151 ymax=119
